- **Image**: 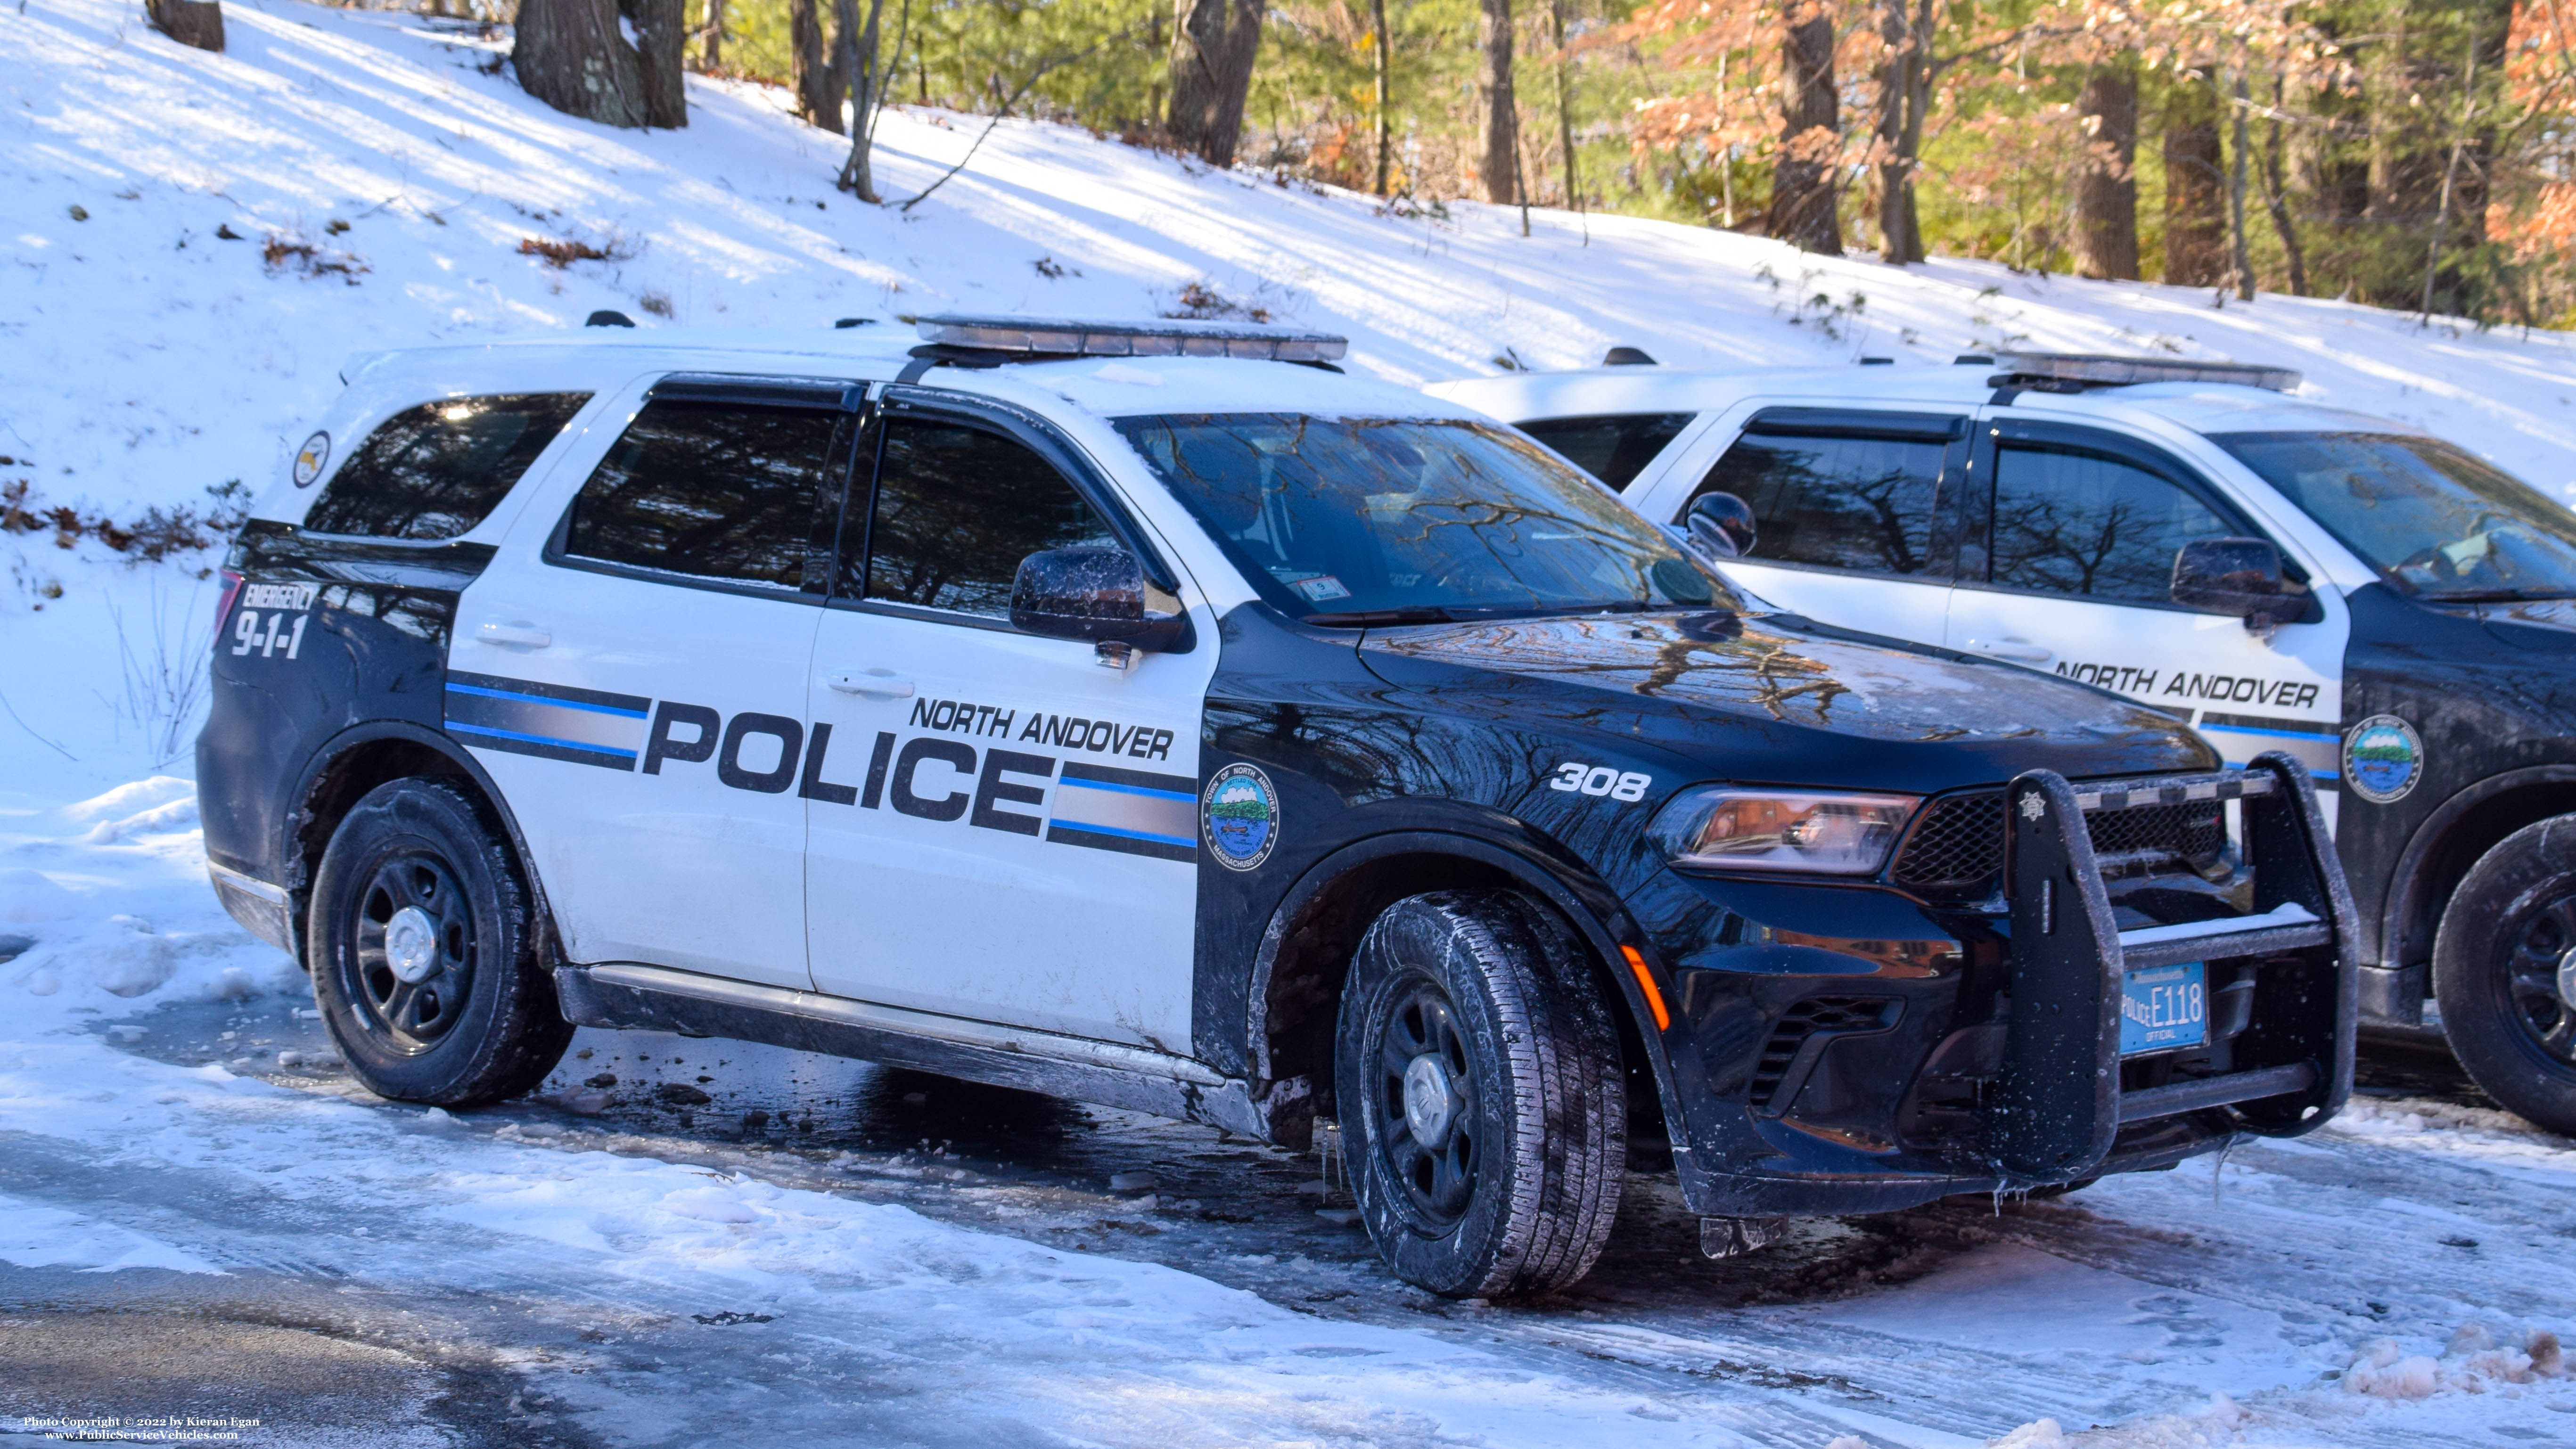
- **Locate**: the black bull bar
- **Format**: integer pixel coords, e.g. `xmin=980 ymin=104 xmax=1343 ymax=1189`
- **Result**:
xmin=1990 ymin=751 xmax=2357 ymax=1184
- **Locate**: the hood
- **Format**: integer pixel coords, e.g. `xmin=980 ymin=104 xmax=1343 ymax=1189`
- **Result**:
xmin=1358 ymin=610 xmax=2215 ymax=793
xmin=2476 ymin=596 xmax=2576 ymax=653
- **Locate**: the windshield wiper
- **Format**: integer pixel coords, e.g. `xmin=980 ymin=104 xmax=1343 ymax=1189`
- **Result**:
xmin=2421 ymin=588 xmax=2576 ymax=602
xmin=1299 ymin=606 xmax=1464 ymax=627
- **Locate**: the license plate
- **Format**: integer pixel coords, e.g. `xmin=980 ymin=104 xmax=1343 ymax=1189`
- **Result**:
xmin=2121 ymin=961 xmax=2208 ymax=1056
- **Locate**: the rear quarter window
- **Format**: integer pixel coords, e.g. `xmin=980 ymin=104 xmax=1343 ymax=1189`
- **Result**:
xmin=303 ymin=393 xmax=592 ymax=540
xmin=1515 ymin=413 xmax=1696 ymax=488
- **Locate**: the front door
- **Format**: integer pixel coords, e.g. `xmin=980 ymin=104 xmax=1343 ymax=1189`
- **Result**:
xmin=804 ymin=395 xmax=1211 ymax=1050
xmin=453 ymin=383 xmax=853 ymax=988
xmin=1637 ymin=406 xmax=1971 ymax=649
xmin=1940 ymin=416 xmax=2346 ymax=817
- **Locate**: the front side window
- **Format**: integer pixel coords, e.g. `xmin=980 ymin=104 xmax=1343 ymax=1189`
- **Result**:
xmin=1688 ymin=430 xmax=1953 ymax=577
xmin=1113 ymin=413 xmax=1730 ymax=622
xmin=1516 ymin=413 xmax=1696 ymax=489
xmin=859 ymin=418 xmax=1121 ymax=618
xmin=1987 ymin=443 xmax=2236 ymax=606
xmin=304 ymin=393 xmax=590 ymax=540
xmin=2215 ymin=431 xmax=2576 ymax=600
xmin=562 ymin=400 xmax=842 ymax=589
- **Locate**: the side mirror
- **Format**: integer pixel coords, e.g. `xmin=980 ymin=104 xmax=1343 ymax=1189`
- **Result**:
xmin=1010 ymin=548 xmax=1184 ymax=651
xmin=2171 ymin=537 xmax=2286 ymax=621
xmin=1682 ymin=491 xmax=1758 ymax=560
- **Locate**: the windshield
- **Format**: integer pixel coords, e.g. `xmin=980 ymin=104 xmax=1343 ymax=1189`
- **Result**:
xmin=1111 ymin=414 xmax=1734 ymax=623
xmin=2215 ymin=431 xmax=2576 ymax=600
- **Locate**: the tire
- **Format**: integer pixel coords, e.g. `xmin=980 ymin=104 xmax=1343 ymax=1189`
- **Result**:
xmin=1333 ymin=889 xmax=1626 ymax=1298
xmin=308 ymin=778 xmax=574 ymax=1107
xmin=2433 ymin=815 xmax=2576 ymax=1136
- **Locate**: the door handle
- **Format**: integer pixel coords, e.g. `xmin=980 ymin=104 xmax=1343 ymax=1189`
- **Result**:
xmin=1965 ymin=637 xmax=2052 ymax=664
xmin=474 ymin=621 xmax=552 ymax=649
xmin=828 ymin=668 xmax=915 ymax=698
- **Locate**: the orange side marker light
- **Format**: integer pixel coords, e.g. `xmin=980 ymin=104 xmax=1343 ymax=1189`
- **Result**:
xmin=1619 ymin=945 xmax=1671 ymax=1032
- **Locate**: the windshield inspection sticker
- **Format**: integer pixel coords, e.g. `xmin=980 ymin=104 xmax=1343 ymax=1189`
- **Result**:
xmin=1202 ymin=762 xmax=1280 ymax=871
xmin=2342 ymin=715 xmax=2424 ymax=803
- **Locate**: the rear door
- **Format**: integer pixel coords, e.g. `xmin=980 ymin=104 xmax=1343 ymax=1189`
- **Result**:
xmin=1630 ymin=406 xmax=1972 ymax=649
xmin=454 ymin=375 xmax=860 ymax=989
xmin=1942 ymin=414 xmax=2346 ymax=813
xmin=803 ymin=390 xmax=1214 ymax=1049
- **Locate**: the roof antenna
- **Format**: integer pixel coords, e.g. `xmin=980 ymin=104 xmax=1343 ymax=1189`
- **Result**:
xmin=585 ymin=310 xmax=636 ymax=328
xmin=1602 ymin=346 xmax=1657 ymax=366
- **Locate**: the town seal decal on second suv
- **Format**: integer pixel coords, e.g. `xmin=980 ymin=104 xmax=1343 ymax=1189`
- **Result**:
xmin=1202 ymin=762 xmax=1279 ymax=871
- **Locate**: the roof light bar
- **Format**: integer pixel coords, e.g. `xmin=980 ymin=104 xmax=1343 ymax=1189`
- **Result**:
xmin=1990 ymin=351 xmax=2301 ymax=393
xmin=912 ymin=313 xmax=1349 ymax=363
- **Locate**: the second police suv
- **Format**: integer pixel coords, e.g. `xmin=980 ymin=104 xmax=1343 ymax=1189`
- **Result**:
xmin=200 ymin=316 xmax=2354 ymax=1297
xmin=1435 ymin=350 xmax=2576 ymax=1139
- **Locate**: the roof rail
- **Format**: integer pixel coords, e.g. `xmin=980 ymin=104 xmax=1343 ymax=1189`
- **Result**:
xmin=1988 ymin=351 xmax=2300 ymax=394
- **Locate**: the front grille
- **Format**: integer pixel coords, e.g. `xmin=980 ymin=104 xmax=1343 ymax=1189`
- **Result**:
xmin=1749 ymin=996 xmax=1893 ymax=1106
xmin=1889 ymin=787 xmax=2229 ymax=897
xmin=1887 ymin=793 xmax=2008 ymax=891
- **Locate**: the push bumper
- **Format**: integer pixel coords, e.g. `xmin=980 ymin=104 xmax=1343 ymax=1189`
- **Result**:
xmin=1643 ymin=750 xmax=2355 ymax=1216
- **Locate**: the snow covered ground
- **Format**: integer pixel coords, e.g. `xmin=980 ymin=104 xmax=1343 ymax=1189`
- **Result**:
xmin=8 ymin=0 xmax=2576 ymax=1443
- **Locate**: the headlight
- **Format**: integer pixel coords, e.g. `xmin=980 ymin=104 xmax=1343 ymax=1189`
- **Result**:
xmin=1647 ymin=788 xmax=1921 ymax=876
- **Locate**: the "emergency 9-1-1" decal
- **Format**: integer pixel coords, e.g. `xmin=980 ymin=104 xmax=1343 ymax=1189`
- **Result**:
xmin=443 ymin=671 xmax=1196 ymax=863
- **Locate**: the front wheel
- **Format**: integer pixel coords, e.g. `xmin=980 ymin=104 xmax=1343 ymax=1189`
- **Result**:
xmin=2433 ymin=815 xmax=2576 ymax=1136
xmin=1333 ymin=890 xmax=1626 ymax=1298
xmin=309 ymin=778 xmax=574 ymax=1106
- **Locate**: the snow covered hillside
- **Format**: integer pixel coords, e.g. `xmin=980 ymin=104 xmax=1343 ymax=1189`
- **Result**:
xmin=8 ymin=3 xmax=2576 ymax=1445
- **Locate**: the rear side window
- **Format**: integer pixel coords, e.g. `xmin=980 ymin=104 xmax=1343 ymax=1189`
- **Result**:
xmin=1988 ymin=443 xmax=2236 ymax=605
xmin=1516 ymin=413 xmax=1696 ymax=489
xmin=562 ymin=399 xmax=845 ymax=590
xmin=858 ymin=418 xmax=1120 ymax=618
xmin=304 ymin=393 xmax=590 ymax=540
xmin=1689 ymin=430 xmax=1954 ymax=577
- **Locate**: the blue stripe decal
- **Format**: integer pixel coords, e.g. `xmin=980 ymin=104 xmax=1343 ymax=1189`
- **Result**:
xmin=1047 ymin=819 xmax=1198 ymax=849
xmin=450 ymin=721 xmax=640 ymax=758
xmin=1054 ymin=777 xmax=1197 ymax=804
xmin=444 ymin=682 xmax=650 ymax=720
xmin=2200 ymin=723 xmax=2336 ymax=742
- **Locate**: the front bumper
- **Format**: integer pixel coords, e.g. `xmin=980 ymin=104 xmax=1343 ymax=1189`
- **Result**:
xmin=1631 ymin=752 xmax=2356 ymax=1217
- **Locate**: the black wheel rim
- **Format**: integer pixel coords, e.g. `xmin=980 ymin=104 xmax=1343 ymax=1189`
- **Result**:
xmin=1374 ymin=979 xmax=1480 ymax=1226
xmin=2494 ymin=890 xmax=2576 ymax=1067
xmin=345 ymin=849 xmax=477 ymax=1055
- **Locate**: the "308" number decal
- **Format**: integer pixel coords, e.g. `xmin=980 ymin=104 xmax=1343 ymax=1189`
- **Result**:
xmin=1549 ymin=762 xmax=1650 ymax=802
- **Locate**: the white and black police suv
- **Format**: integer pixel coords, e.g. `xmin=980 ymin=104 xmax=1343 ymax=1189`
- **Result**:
xmin=1433 ymin=349 xmax=2576 ymax=1135
xmin=200 ymin=318 xmax=2353 ymax=1298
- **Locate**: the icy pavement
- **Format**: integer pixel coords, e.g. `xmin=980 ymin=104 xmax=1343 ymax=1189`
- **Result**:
xmin=5 ymin=778 xmax=2575 ymax=1448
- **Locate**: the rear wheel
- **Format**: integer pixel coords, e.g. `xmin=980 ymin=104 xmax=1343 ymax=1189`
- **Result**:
xmin=1333 ymin=890 xmax=1626 ymax=1298
xmin=309 ymin=778 xmax=573 ymax=1106
xmin=2433 ymin=816 xmax=2576 ymax=1136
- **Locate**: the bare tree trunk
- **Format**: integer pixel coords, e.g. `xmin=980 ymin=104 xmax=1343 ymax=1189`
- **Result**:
xmin=1871 ymin=0 xmax=1930 ymax=263
xmin=700 ymin=0 xmax=726 ymax=70
xmin=1168 ymin=0 xmax=1267 ymax=167
xmin=1768 ymin=6 xmax=1841 ymax=254
xmin=792 ymin=0 xmax=844 ymax=134
xmin=2072 ymin=61 xmax=2138 ymax=279
xmin=1371 ymin=0 xmax=1392 ymax=194
xmin=835 ymin=0 xmax=898 ymax=201
xmin=515 ymin=0 xmax=645 ymax=129
xmin=144 ymin=0 xmax=224 ymax=51
xmin=2258 ymin=91 xmax=2307 ymax=295
xmin=2225 ymin=61 xmax=2255 ymax=300
xmin=2162 ymin=74 xmax=2227 ymax=286
xmin=620 ymin=0 xmax=688 ymax=128
xmin=2421 ymin=38 xmax=2480 ymax=319
xmin=1550 ymin=0 xmax=1576 ymax=210
xmin=1474 ymin=0 xmax=1518 ymax=202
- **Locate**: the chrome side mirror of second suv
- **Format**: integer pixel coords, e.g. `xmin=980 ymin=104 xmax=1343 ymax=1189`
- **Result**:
xmin=1684 ymin=491 xmax=1758 ymax=560
xmin=2170 ymin=536 xmax=2287 ymax=623
xmin=1010 ymin=547 xmax=1186 ymax=650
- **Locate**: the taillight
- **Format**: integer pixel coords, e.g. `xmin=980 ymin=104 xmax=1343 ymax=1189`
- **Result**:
xmin=214 ymin=569 xmax=244 ymax=648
